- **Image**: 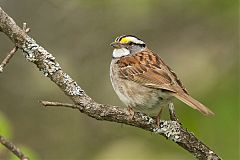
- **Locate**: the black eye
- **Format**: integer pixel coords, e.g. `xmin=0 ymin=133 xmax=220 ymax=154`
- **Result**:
xmin=129 ymin=42 xmax=134 ymax=46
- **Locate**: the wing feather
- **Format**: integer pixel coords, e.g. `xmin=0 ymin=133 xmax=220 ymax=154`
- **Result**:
xmin=115 ymin=48 xmax=214 ymax=115
xmin=117 ymin=49 xmax=186 ymax=93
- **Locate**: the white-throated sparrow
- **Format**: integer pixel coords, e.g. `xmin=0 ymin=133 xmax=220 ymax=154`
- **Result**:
xmin=110 ymin=35 xmax=214 ymax=123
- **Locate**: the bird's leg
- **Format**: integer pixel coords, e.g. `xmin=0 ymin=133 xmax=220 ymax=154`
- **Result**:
xmin=168 ymin=103 xmax=179 ymax=122
xmin=127 ymin=106 xmax=135 ymax=120
xmin=156 ymin=107 xmax=164 ymax=127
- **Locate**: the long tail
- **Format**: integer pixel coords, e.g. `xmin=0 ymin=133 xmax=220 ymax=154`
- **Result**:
xmin=171 ymin=93 xmax=214 ymax=116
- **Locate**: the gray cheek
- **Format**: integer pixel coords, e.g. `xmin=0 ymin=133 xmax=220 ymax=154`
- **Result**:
xmin=129 ymin=46 xmax=144 ymax=54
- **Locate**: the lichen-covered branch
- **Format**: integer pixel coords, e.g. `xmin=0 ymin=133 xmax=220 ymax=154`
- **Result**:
xmin=0 ymin=7 xmax=221 ymax=160
xmin=0 ymin=135 xmax=29 ymax=160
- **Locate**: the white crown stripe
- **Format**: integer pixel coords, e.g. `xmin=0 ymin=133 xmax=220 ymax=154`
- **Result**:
xmin=126 ymin=37 xmax=145 ymax=44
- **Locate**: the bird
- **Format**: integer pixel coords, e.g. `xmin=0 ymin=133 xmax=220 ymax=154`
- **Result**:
xmin=109 ymin=35 xmax=214 ymax=125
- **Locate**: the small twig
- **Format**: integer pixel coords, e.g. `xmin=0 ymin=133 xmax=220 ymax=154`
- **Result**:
xmin=22 ymin=22 xmax=30 ymax=33
xmin=0 ymin=22 xmax=30 ymax=73
xmin=40 ymin=100 xmax=83 ymax=110
xmin=168 ymin=103 xmax=179 ymax=122
xmin=0 ymin=46 xmax=18 ymax=72
xmin=0 ymin=135 xmax=29 ymax=160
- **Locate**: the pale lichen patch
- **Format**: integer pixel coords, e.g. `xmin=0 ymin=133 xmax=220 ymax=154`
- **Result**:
xmin=152 ymin=121 xmax=181 ymax=142
xmin=100 ymin=112 xmax=105 ymax=117
xmin=22 ymin=37 xmax=38 ymax=62
xmin=22 ymin=37 xmax=61 ymax=76
xmin=65 ymin=82 xmax=84 ymax=96
xmin=63 ymin=73 xmax=73 ymax=84
xmin=140 ymin=114 xmax=154 ymax=124
xmin=61 ymin=73 xmax=84 ymax=96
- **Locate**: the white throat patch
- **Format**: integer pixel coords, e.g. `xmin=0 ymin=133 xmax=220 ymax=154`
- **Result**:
xmin=112 ymin=48 xmax=130 ymax=58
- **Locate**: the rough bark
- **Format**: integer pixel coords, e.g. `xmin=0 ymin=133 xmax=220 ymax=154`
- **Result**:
xmin=0 ymin=135 xmax=29 ymax=160
xmin=0 ymin=7 xmax=221 ymax=160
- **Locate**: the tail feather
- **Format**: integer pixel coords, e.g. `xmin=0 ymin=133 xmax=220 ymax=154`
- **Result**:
xmin=171 ymin=93 xmax=214 ymax=116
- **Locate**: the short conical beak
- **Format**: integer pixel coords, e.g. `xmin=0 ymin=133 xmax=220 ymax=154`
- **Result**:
xmin=110 ymin=42 xmax=122 ymax=48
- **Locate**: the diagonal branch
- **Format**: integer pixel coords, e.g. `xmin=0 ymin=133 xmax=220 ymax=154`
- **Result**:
xmin=0 ymin=7 xmax=221 ymax=160
xmin=0 ymin=46 xmax=18 ymax=73
xmin=0 ymin=135 xmax=29 ymax=160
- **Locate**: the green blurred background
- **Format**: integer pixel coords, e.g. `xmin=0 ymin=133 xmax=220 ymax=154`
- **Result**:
xmin=0 ymin=0 xmax=238 ymax=160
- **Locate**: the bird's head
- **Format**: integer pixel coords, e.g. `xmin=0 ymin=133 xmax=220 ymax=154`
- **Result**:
xmin=110 ymin=35 xmax=146 ymax=58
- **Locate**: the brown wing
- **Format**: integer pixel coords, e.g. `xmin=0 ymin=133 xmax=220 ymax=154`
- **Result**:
xmin=159 ymin=58 xmax=188 ymax=94
xmin=116 ymin=48 xmax=214 ymax=115
xmin=117 ymin=48 xmax=187 ymax=93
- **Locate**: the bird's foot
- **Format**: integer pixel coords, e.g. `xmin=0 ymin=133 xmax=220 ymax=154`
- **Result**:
xmin=168 ymin=103 xmax=180 ymax=123
xmin=127 ymin=107 xmax=135 ymax=121
xmin=155 ymin=115 xmax=161 ymax=128
xmin=155 ymin=107 xmax=164 ymax=127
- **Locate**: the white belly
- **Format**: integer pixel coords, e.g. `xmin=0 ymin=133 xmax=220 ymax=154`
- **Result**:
xmin=110 ymin=59 xmax=172 ymax=115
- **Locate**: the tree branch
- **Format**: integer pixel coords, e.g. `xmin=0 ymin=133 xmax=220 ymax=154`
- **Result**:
xmin=0 ymin=46 xmax=18 ymax=73
xmin=40 ymin=100 xmax=82 ymax=110
xmin=0 ymin=135 xmax=29 ymax=160
xmin=0 ymin=7 xmax=221 ymax=160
